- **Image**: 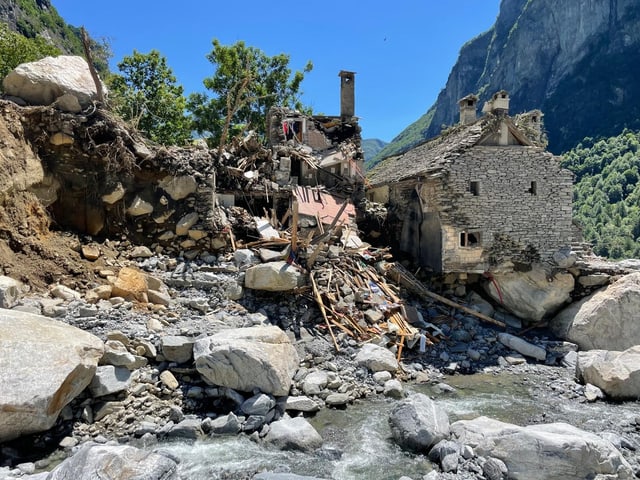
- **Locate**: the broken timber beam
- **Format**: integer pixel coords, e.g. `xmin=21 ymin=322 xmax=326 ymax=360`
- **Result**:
xmin=381 ymin=262 xmax=507 ymax=329
xmin=311 ymin=272 xmax=340 ymax=352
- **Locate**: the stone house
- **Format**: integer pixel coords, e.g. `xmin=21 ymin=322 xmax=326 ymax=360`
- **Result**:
xmin=366 ymin=91 xmax=574 ymax=274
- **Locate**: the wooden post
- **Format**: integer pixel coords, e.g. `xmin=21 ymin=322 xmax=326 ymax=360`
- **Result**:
xmin=311 ymin=273 xmax=340 ymax=352
xmin=291 ymin=199 xmax=299 ymax=255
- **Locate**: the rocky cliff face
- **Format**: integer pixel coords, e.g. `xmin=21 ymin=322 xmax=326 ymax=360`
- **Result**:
xmin=374 ymin=0 xmax=640 ymax=161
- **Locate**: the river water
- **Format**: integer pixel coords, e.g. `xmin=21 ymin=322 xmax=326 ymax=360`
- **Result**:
xmin=160 ymin=368 xmax=640 ymax=479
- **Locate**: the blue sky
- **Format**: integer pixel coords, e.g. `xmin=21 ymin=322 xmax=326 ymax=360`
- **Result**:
xmin=52 ymin=1 xmax=501 ymax=142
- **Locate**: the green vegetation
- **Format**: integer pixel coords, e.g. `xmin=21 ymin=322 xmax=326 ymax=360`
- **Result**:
xmin=187 ymin=39 xmax=313 ymax=149
xmin=366 ymin=107 xmax=435 ymax=170
xmin=362 ymin=138 xmax=388 ymax=163
xmin=107 ymin=50 xmax=192 ymax=146
xmin=562 ymin=130 xmax=640 ymax=259
xmin=13 ymin=0 xmax=83 ymax=53
xmin=0 ymin=22 xmax=60 ymax=87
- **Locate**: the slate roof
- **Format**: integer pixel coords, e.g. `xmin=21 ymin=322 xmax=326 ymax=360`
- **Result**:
xmin=367 ymin=113 xmax=530 ymax=187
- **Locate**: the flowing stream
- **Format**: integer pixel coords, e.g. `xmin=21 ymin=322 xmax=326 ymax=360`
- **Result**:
xmin=159 ymin=370 xmax=640 ymax=479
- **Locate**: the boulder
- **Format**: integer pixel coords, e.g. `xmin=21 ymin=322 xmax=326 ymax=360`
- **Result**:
xmin=241 ymin=392 xmax=276 ymax=416
xmin=194 ymin=326 xmax=299 ymax=396
xmin=42 ymin=443 xmax=178 ymax=479
xmin=498 ymin=333 xmax=546 ymax=361
xmin=263 ymin=416 xmax=323 ymax=452
xmin=254 ymin=474 xmax=328 ymax=480
xmin=100 ymin=340 xmax=137 ymax=368
xmin=576 ymin=346 xmax=640 ymax=399
xmin=355 ymin=343 xmax=399 ymax=373
xmin=2 ymin=56 xmax=105 ymax=111
xmin=551 ymin=272 xmax=640 ymax=350
xmin=0 ymin=276 xmax=23 ymax=308
xmin=302 ymin=370 xmax=329 ymax=395
xmin=244 ymin=261 xmax=306 ymax=291
xmin=0 ymin=309 xmax=104 ymax=442
xmin=325 ymin=392 xmax=350 ymax=407
xmin=110 ymin=267 xmax=148 ymax=302
xmin=388 ymin=393 xmax=450 ymax=452
xmin=450 ymin=416 xmax=633 ymax=480
xmin=126 ymin=195 xmax=154 ymax=216
xmin=285 ymin=396 xmax=320 ymax=413
xmin=176 ymin=212 xmax=199 ymax=236
xmin=158 ymin=175 xmax=197 ymax=200
xmin=205 ymin=412 xmax=242 ymax=435
xmin=89 ymin=366 xmax=131 ymax=397
xmin=161 ymin=335 xmax=195 ymax=364
xmin=484 ymin=264 xmax=574 ymax=321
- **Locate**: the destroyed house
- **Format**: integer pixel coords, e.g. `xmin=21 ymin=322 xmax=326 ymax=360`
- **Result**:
xmin=214 ymin=71 xmax=365 ymax=244
xmin=366 ymin=91 xmax=574 ymax=274
xmin=266 ymin=71 xmax=364 ymax=193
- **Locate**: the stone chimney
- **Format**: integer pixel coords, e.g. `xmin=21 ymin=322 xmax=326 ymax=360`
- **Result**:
xmin=482 ymin=90 xmax=510 ymax=115
xmin=339 ymin=70 xmax=355 ymax=119
xmin=458 ymin=94 xmax=479 ymax=125
xmin=516 ymin=109 xmax=544 ymax=144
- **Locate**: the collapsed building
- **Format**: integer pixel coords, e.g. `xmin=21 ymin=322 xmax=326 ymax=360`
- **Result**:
xmin=1 ymin=57 xmax=586 ymax=333
xmin=366 ymin=91 xmax=575 ymax=275
xmin=1 ymin=58 xmax=364 ymax=257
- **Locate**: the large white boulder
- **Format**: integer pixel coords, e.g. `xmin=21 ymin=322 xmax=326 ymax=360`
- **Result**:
xmin=0 ymin=276 xmax=24 ymax=308
xmin=244 ymin=261 xmax=306 ymax=291
xmin=355 ymin=343 xmax=399 ymax=373
xmin=450 ymin=416 xmax=633 ymax=480
xmin=576 ymin=346 xmax=640 ymax=399
xmin=3 ymin=55 xmax=104 ymax=111
xmin=194 ymin=325 xmax=299 ymax=396
xmin=263 ymin=416 xmax=323 ymax=452
xmin=388 ymin=393 xmax=450 ymax=452
xmin=484 ymin=264 xmax=574 ymax=322
xmin=42 ymin=443 xmax=178 ymax=479
xmin=0 ymin=309 xmax=104 ymax=442
xmin=551 ymin=272 xmax=640 ymax=350
xmin=158 ymin=175 xmax=197 ymax=200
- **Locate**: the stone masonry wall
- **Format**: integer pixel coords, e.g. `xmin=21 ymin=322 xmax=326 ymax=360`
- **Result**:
xmin=386 ymin=145 xmax=574 ymax=273
xmin=440 ymin=145 xmax=574 ymax=271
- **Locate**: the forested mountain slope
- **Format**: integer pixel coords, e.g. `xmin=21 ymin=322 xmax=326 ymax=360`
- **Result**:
xmin=563 ymin=130 xmax=640 ymax=259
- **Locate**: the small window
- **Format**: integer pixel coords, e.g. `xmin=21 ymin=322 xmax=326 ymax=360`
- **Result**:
xmin=467 ymin=99 xmax=474 ymax=106
xmin=469 ymin=181 xmax=480 ymax=196
xmin=528 ymin=181 xmax=537 ymax=195
xmin=460 ymin=231 xmax=481 ymax=247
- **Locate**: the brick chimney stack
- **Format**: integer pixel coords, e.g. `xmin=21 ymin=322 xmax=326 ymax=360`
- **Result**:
xmin=339 ymin=70 xmax=355 ymax=119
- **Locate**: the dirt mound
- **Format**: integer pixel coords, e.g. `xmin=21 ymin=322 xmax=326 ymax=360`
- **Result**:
xmin=0 ymin=101 xmax=117 ymax=292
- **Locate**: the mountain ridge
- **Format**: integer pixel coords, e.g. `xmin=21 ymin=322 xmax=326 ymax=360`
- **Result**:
xmin=370 ymin=0 xmax=640 ymax=167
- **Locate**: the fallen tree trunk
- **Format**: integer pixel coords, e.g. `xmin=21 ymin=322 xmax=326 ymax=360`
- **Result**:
xmin=380 ymin=262 xmax=507 ymax=329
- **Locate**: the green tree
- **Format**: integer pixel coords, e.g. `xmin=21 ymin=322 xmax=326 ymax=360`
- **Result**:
xmin=108 ymin=50 xmax=192 ymax=146
xmin=0 ymin=22 xmax=60 ymax=89
xmin=188 ymin=39 xmax=313 ymax=149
